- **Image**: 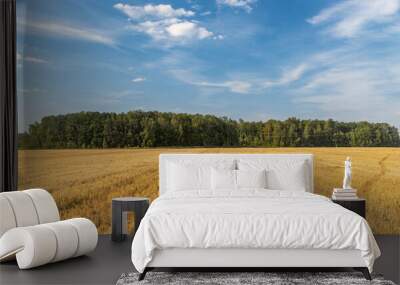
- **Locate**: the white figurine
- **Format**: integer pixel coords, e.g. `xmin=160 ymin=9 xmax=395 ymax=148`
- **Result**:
xmin=343 ymin=156 xmax=352 ymax=189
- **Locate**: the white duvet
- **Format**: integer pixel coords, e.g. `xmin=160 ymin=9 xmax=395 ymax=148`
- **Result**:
xmin=131 ymin=190 xmax=380 ymax=273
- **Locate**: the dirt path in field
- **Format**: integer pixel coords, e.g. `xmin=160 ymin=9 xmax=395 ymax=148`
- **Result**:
xmin=361 ymin=154 xmax=390 ymax=192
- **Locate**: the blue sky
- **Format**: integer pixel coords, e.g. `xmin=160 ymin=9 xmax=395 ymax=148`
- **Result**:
xmin=17 ymin=0 xmax=400 ymax=131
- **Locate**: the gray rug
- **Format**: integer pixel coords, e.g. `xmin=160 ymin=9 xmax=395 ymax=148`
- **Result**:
xmin=116 ymin=272 xmax=396 ymax=285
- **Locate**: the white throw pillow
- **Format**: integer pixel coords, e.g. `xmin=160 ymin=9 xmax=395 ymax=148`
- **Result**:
xmin=211 ymin=168 xmax=236 ymax=190
xmin=238 ymin=159 xmax=307 ymax=191
xmin=236 ymin=169 xmax=267 ymax=189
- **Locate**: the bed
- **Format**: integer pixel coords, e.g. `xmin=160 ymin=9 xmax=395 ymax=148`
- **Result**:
xmin=131 ymin=154 xmax=380 ymax=280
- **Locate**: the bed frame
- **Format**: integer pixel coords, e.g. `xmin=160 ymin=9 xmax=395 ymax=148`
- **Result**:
xmin=139 ymin=154 xmax=371 ymax=280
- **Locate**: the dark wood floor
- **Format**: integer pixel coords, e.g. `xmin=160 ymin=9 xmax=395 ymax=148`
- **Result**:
xmin=0 ymin=235 xmax=399 ymax=285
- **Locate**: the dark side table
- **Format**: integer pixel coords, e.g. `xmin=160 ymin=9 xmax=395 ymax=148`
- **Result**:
xmin=332 ymin=198 xmax=366 ymax=218
xmin=112 ymin=197 xmax=149 ymax=242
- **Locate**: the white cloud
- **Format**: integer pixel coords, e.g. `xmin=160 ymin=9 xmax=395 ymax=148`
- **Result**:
xmin=133 ymin=18 xmax=213 ymax=42
xmin=201 ymin=11 xmax=212 ymax=16
xmin=195 ymin=80 xmax=252 ymax=94
xmin=132 ymin=77 xmax=146 ymax=82
xmin=21 ymin=19 xmax=115 ymax=46
xmin=24 ymin=56 xmax=49 ymax=64
xmin=217 ymin=0 xmax=257 ymax=13
xmin=307 ymin=0 xmax=400 ymax=38
xmin=214 ymin=34 xmax=224 ymax=40
xmin=166 ymin=21 xmax=213 ymax=39
xmin=115 ymin=3 xmax=215 ymax=45
xmin=156 ymin=51 xmax=307 ymax=95
xmin=17 ymin=52 xmax=48 ymax=64
xmin=153 ymin=53 xmax=253 ymax=94
xmin=263 ymin=64 xmax=308 ymax=87
xmin=113 ymin=3 xmax=194 ymax=19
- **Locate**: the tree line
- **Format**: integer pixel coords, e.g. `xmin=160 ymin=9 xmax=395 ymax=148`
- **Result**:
xmin=18 ymin=111 xmax=400 ymax=148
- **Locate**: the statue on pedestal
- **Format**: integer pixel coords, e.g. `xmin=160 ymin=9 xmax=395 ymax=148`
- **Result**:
xmin=343 ymin=156 xmax=352 ymax=189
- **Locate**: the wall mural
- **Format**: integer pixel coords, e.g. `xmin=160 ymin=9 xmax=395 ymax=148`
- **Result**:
xmin=17 ymin=0 xmax=400 ymax=234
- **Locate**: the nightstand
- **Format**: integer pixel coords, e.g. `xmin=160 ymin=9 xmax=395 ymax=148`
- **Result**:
xmin=111 ymin=197 xmax=150 ymax=242
xmin=332 ymin=198 xmax=366 ymax=218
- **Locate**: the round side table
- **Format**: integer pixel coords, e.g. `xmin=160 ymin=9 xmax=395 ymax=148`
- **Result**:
xmin=111 ymin=197 xmax=149 ymax=242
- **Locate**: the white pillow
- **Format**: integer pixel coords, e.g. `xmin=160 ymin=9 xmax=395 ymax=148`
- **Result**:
xmin=166 ymin=159 xmax=235 ymax=191
xmin=238 ymin=159 xmax=307 ymax=191
xmin=236 ymin=169 xmax=267 ymax=189
xmin=167 ymin=162 xmax=209 ymax=191
xmin=211 ymin=168 xmax=236 ymax=190
xmin=267 ymin=162 xmax=306 ymax=191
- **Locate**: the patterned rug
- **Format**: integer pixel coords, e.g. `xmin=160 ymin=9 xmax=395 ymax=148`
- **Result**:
xmin=116 ymin=271 xmax=396 ymax=285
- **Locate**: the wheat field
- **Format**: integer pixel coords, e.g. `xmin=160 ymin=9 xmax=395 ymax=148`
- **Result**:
xmin=18 ymin=148 xmax=400 ymax=234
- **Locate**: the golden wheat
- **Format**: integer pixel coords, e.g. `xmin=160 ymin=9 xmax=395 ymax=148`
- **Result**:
xmin=18 ymin=148 xmax=400 ymax=234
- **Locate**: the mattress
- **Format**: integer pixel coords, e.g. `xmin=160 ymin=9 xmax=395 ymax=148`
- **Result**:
xmin=131 ymin=190 xmax=380 ymax=273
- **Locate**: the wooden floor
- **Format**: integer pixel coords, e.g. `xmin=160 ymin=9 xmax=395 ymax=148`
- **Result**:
xmin=0 ymin=235 xmax=399 ymax=285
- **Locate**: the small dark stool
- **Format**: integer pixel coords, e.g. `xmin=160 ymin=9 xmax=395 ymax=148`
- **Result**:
xmin=332 ymin=198 xmax=366 ymax=218
xmin=112 ymin=197 xmax=149 ymax=242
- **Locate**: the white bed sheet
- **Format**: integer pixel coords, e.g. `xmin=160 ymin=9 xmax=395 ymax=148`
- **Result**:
xmin=131 ymin=190 xmax=380 ymax=273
